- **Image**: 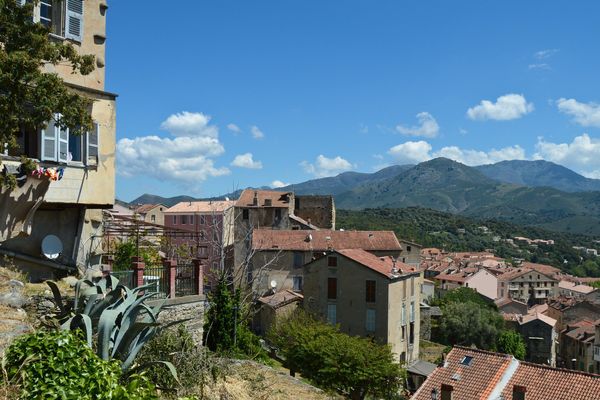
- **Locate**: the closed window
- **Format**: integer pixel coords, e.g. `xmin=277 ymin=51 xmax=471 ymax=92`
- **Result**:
xmin=173 ymin=215 xmax=177 ymax=225
xmin=410 ymin=301 xmax=415 ymax=322
xmin=293 ymin=252 xmax=304 ymax=268
xmin=181 ymin=215 xmax=188 ymax=225
xmin=327 ymin=278 xmax=337 ymax=300
xmin=293 ymin=276 xmax=303 ymax=291
xmin=365 ymin=280 xmax=376 ymax=303
xmin=328 ymin=256 xmax=338 ymax=267
xmin=190 ymin=215 xmax=194 ymax=225
xmin=401 ymin=303 xmax=406 ymax=325
xmin=327 ymin=304 xmax=336 ymax=325
xmin=200 ymin=215 xmax=206 ymax=225
xmin=366 ymin=309 xmax=376 ymax=332
xmin=151 ymin=215 xmax=156 ymax=223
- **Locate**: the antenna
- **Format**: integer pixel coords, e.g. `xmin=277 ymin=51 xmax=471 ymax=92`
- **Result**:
xmin=41 ymin=235 xmax=63 ymax=260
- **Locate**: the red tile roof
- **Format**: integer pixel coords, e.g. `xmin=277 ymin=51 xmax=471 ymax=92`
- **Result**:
xmin=251 ymin=229 xmax=401 ymax=252
xmin=336 ymin=248 xmax=418 ymax=278
xmin=257 ymin=289 xmax=303 ymax=309
xmin=520 ymin=262 xmax=562 ymax=277
xmin=134 ymin=203 xmax=164 ymax=214
xmin=413 ymin=346 xmax=600 ymax=400
xmin=500 ymin=361 xmax=600 ymax=400
xmin=412 ymin=346 xmax=513 ymax=400
xmin=166 ymin=200 xmax=235 ymax=213
xmin=236 ymin=189 xmax=292 ymax=208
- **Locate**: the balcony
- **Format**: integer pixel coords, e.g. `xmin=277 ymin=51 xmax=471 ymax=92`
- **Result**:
xmin=508 ymin=284 xmax=519 ymax=291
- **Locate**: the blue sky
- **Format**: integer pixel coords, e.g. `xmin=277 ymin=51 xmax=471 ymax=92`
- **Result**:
xmin=106 ymin=1 xmax=600 ymax=201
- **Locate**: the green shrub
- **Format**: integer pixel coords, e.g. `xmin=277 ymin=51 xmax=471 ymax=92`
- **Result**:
xmin=137 ymin=326 xmax=226 ymax=398
xmin=4 ymin=329 xmax=157 ymax=400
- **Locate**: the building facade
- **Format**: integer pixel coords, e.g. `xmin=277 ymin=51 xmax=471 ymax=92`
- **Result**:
xmin=1 ymin=0 xmax=116 ymax=279
xmin=303 ymin=249 xmax=422 ymax=364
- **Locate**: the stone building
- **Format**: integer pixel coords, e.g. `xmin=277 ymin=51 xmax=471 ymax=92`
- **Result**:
xmin=133 ymin=204 xmax=166 ymax=226
xmin=1 ymin=0 xmax=116 ymax=280
xmin=497 ymin=267 xmax=558 ymax=305
xmin=250 ymin=229 xmax=403 ymax=295
xmin=303 ymin=249 xmax=422 ymax=364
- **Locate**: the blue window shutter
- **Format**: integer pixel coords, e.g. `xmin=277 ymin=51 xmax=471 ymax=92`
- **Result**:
xmin=65 ymin=0 xmax=83 ymax=42
xmin=58 ymin=125 xmax=69 ymax=163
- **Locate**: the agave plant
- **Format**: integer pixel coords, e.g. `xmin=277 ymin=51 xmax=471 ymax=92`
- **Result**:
xmin=47 ymin=275 xmax=186 ymax=375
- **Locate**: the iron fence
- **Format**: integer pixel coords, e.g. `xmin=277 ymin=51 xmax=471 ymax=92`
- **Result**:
xmin=175 ymin=264 xmax=197 ymax=297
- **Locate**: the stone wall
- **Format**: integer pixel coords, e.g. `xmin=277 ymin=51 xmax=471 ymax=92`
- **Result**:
xmin=150 ymin=295 xmax=205 ymax=345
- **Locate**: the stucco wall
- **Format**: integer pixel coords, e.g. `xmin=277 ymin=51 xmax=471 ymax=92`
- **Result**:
xmin=467 ymin=269 xmax=498 ymax=300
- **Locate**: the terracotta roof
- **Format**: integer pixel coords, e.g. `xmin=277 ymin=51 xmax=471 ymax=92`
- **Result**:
xmin=559 ymin=280 xmax=596 ymax=294
xmin=520 ymin=312 xmax=556 ymax=327
xmin=289 ymin=214 xmax=319 ymax=230
xmin=134 ymin=203 xmax=164 ymax=214
xmin=495 ymin=297 xmax=527 ymax=308
xmin=500 ymin=361 xmax=600 ymax=400
xmin=412 ymin=346 xmax=514 ymax=400
xmin=257 ymin=289 xmax=303 ymax=309
xmin=528 ymin=303 xmax=549 ymax=315
xmin=251 ymin=229 xmax=401 ymax=252
xmin=498 ymin=267 xmax=533 ymax=281
xmin=565 ymin=324 xmax=595 ymax=340
xmin=166 ymin=200 xmax=235 ymax=213
xmin=413 ymin=346 xmax=600 ymax=400
xmin=236 ymin=189 xmax=292 ymax=208
xmin=335 ymin=248 xmax=418 ymax=278
xmin=520 ymin=262 xmax=562 ymax=277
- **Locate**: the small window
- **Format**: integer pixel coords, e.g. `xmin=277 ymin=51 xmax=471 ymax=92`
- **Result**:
xmin=328 ymin=256 xmax=338 ymax=267
xmin=293 ymin=276 xmax=303 ymax=291
xmin=327 ymin=304 xmax=336 ymax=325
xmin=366 ymin=309 xmax=376 ymax=332
xmin=293 ymin=252 xmax=304 ymax=268
xmin=151 ymin=215 xmax=156 ymax=223
xmin=242 ymin=209 xmax=249 ymax=220
xmin=200 ymin=215 xmax=206 ymax=225
xmin=365 ymin=280 xmax=376 ymax=303
xmin=441 ymin=384 xmax=454 ymax=400
xmin=181 ymin=215 xmax=188 ymax=225
xmin=275 ymin=208 xmax=281 ymax=220
xmin=264 ymin=199 xmax=272 ymax=207
xmin=459 ymin=356 xmax=473 ymax=366
xmin=327 ymin=278 xmax=337 ymax=299
xmin=406 ymin=245 xmax=412 ymax=252
xmin=190 ymin=215 xmax=194 ymax=225
xmin=173 ymin=215 xmax=177 ymax=225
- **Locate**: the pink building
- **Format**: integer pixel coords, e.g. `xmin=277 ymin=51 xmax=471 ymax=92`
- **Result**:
xmin=164 ymin=200 xmax=235 ymax=286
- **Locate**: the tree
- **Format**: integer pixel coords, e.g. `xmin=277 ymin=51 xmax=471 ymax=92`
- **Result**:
xmin=434 ymin=287 xmax=497 ymax=310
xmin=437 ymin=301 xmax=504 ymax=350
xmin=268 ymin=311 xmax=405 ymax=400
xmin=496 ymin=330 xmax=526 ymax=360
xmin=0 ymin=0 xmax=95 ymax=150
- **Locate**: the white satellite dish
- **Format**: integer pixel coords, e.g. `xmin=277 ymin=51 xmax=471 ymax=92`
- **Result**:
xmin=42 ymin=235 xmax=63 ymax=260
xmin=270 ymin=280 xmax=277 ymax=289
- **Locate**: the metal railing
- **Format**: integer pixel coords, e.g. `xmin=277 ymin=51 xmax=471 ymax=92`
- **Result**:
xmin=112 ymin=270 xmax=135 ymax=288
xmin=143 ymin=265 xmax=169 ymax=298
xmin=175 ymin=264 xmax=196 ymax=297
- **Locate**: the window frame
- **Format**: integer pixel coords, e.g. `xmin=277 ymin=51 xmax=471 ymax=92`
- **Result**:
xmin=327 ymin=277 xmax=337 ymax=300
xmin=365 ymin=280 xmax=376 ymax=303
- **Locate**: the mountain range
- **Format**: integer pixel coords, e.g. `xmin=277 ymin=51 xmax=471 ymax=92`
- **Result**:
xmin=126 ymin=159 xmax=600 ymax=236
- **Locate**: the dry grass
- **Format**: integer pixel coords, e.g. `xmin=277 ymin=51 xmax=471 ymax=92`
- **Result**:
xmin=419 ymin=339 xmax=446 ymax=364
xmin=198 ymin=361 xmax=340 ymax=400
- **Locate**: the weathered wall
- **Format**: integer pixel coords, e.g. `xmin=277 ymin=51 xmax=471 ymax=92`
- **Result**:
xmin=294 ymin=195 xmax=335 ymax=229
xmin=152 ymin=296 xmax=205 ymax=345
xmin=42 ymin=0 xmax=108 ymax=91
xmin=519 ymin=319 xmax=556 ymax=366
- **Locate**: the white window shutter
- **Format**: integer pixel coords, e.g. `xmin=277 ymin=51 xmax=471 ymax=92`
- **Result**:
xmin=86 ymin=122 xmax=99 ymax=165
xmin=41 ymin=118 xmax=58 ymax=161
xmin=58 ymin=125 xmax=69 ymax=163
xmin=65 ymin=0 xmax=83 ymax=42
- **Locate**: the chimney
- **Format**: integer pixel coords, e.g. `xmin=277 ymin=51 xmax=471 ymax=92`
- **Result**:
xmin=391 ymin=258 xmax=399 ymax=277
xmin=253 ymin=191 xmax=258 ymax=206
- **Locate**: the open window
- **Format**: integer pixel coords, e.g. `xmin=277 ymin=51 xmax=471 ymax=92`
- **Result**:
xmin=38 ymin=115 xmax=99 ymax=165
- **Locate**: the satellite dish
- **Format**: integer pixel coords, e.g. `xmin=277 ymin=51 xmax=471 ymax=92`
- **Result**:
xmin=42 ymin=235 xmax=63 ymax=260
xmin=270 ymin=280 xmax=277 ymax=289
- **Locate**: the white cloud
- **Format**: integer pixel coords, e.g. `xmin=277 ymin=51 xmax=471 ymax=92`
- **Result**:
xmin=388 ymin=141 xmax=432 ymax=165
xmin=117 ymin=112 xmax=229 ymax=185
xmin=271 ymin=180 xmax=289 ymax=188
xmin=231 ymin=153 xmax=263 ymax=169
xmin=467 ymin=94 xmax=534 ymax=121
xmin=159 ymin=111 xmax=218 ymax=138
xmin=534 ymin=134 xmax=600 ymax=177
xmin=301 ymin=155 xmax=354 ymax=177
xmin=459 ymin=128 xmax=468 ymax=135
xmin=251 ymin=125 xmax=265 ymax=139
xmin=227 ymin=123 xmax=241 ymax=133
xmin=388 ymin=141 xmax=526 ymax=166
xmin=396 ymin=112 xmax=440 ymax=138
xmin=556 ymin=98 xmax=600 ymax=127
xmin=534 ymin=49 xmax=559 ymax=60
xmin=528 ymin=63 xmax=551 ymax=71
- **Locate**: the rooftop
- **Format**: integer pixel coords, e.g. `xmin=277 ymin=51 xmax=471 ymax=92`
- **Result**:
xmin=335 ymin=248 xmax=418 ymax=278
xmin=257 ymin=289 xmax=303 ymax=309
xmin=166 ymin=200 xmax=235 ymax=213
xmin=133 ymin=203 xmax=164 ymax=214
xmin=236 ymin=189 xmax=292 ymax=208
xmin=252 ymin=229 xmax=402 ymax=252
xmin=412 ymin=346 xmax=600 ymax=400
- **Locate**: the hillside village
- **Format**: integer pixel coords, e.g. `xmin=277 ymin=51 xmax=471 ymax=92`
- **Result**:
xmin=3 ymin=1 xmax=600 ymax=399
